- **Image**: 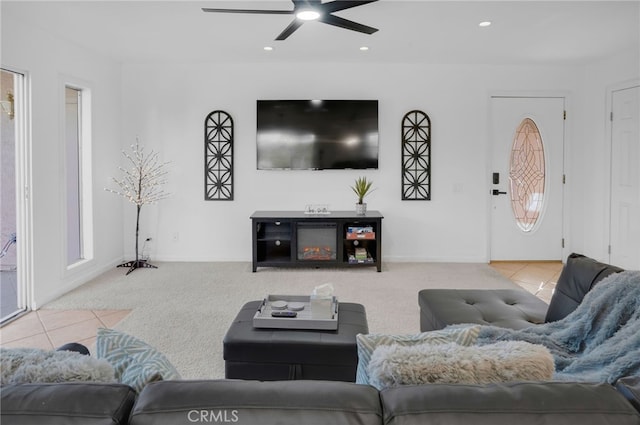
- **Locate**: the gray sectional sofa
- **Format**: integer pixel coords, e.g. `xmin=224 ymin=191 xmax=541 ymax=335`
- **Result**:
xmin=2 ymin=378 xmax=639 ymax=425
xmin=2 ymin=253 xmax=639 ymax=425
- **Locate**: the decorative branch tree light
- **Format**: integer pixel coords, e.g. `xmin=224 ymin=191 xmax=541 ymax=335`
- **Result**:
xmin=106 ymin=139 xmax=169 ymax=275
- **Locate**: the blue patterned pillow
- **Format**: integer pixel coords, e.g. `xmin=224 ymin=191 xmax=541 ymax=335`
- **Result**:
xmin=96 ymin=328 xmax=180 ymax=393
xmin=355 ymin=325 xmax=480 ymax=385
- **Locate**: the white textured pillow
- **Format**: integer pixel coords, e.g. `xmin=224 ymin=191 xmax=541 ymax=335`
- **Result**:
xmin=0 ymin=347 xmax=115 ymax=384
xmin=368 ymin=340 xmax=554 ymax=390
xmin=355 ymin=325 xmax=480 ymax=385
xmin=96 ymin=328 xmax=180 ymax=393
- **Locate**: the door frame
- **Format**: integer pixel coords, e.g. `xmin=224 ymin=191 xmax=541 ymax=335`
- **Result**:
xmin=486 ymin=91 xmax=571 ymax=263
xmin=1 ymin=65 xmax=34 ymax=322
xmin=605 ymin=79 xmax=640 ymax=265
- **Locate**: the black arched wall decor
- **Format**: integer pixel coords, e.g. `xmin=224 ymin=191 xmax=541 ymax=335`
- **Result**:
xmin=205 ymin=110 xmax=234 ymax=201
xmin=401 ymin=110 xmax=431 ymax=200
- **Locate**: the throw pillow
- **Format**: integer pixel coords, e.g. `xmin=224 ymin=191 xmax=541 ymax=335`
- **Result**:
xmin=355 ymin=325 xmax=480 ymax=385
xmin=96 ymin=328 xmax=180 ymax=393
xmin=0 ymin=347 xmax=115 ymax=384
xmin=368 ymin=340 xmax=554 ymax=390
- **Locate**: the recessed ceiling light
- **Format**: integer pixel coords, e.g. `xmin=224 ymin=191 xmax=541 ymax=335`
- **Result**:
xmin=264 ymin=46 xmax=273 ymax=51
xmin=360 ymin=46 xmax=369 ymax=51
xmin=479 ymin=21 xmax=492 ymax=27
xmin=296 ymin=10 xmax=320 ymax=21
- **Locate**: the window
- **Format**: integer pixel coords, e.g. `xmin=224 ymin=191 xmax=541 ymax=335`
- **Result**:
xmin=65 ymin=85 xmax=93 ymax=266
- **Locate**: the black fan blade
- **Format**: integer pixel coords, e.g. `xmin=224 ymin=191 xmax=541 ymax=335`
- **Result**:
xmin=321 ymin=0 xmax=378 ymax=14
xmin=275 ymin=19 xmax=305 ymax=40
xmin=202 ymin=8 xmax=293 ymax=15
xmin=319 ymin=14 xmax=378 ymax=35
xmin=292 ymin=0 xmax=322 ymax=6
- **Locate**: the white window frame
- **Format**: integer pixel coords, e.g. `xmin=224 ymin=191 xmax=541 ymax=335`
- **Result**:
xmin=62 ymin=80 xmax=94 ymax=270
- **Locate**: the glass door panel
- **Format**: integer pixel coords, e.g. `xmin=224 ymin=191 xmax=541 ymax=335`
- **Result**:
xmin=509 ymin=118 xmax=546 ymax=232
xmin=1 ymin=69 xmax=20 ymax=323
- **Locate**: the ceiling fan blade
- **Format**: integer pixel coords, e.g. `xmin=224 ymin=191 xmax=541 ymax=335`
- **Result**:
xmin=319 ymin=14 xmax=378 ymax=35
xmin=292 ymin=0 xmax=322 ymax=6
xmin=320 ymin=0 xmax=378 ymax=14
xmin=202 ymin=8 xmax=293 ymax=15
xmin=275 ymin=19 xmax=305 ymax=40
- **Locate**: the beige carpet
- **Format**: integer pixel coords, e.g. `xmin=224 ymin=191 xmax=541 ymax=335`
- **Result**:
xmin=44 ymin=261 xmax=519 ymax=379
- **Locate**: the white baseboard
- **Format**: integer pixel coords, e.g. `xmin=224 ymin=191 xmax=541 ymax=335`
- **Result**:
xmin=148 ymin=254 xmax=488 ymax=264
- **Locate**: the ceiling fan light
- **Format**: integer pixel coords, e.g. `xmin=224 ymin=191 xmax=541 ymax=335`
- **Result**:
xmin=296 ymin=9 xmax=320 ymax=21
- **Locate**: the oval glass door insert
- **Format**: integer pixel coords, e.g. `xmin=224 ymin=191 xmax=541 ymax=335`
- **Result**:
xmin=509 ymin=118 xmax=545 ymax=232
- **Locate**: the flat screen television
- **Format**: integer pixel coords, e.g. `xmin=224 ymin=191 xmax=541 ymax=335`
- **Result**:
xmin=257 ymin=100 xmax=379 ymax=170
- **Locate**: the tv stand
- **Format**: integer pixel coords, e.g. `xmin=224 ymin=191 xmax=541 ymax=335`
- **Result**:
xmin=250 ymin=210 xmax=383 ymax=272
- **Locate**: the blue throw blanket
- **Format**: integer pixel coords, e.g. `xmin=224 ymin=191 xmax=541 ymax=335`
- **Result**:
xmin=475 ymin=270 xmax=640 ymax=384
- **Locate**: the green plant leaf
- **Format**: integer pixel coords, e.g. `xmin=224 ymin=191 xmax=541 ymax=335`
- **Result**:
xmin=351 ymin=177 xmax=374 ymax=204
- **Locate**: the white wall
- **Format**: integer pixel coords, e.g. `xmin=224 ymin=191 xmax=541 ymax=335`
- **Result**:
xmin=570 ymin=49 xmax=640 ymax=262
xmin=2 ymin=14 xmax=124 ymax=307
xmin=122 ymin=62 xmax=583 ymax=263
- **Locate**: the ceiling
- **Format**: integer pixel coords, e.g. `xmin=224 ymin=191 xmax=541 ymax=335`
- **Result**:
xmin=3 ymin=0 xmax=639 ymax=65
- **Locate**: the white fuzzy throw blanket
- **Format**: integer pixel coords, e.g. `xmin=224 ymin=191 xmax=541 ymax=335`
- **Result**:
xmin=368 ymin=340 xmax=554 ymax=390
xmin=0 ymin=347 xmax=116 ymax=384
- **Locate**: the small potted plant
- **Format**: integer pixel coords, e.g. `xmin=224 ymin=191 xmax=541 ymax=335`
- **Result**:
xmin=351 ymin=176 xmax=374 ymax=215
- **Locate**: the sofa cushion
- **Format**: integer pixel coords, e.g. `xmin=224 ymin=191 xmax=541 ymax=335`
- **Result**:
xmin=380 ymin=381 xmax=640 ymax=425
xmin=368 ymin=340 xmax=554 ymax=390
xmin=96 ymin=328 xmax=180 ymax=394
xmin=545 ymin=253 xmax=624 ymax=322
xmin=419 ymin=289 xmax=547 ymax=331
xmin=130 ymin=379 xmax=382 ymax=425
xmin=0 ymin=382 xmax=136 ymax=425
xmin=355 ymin=326 xmax=480 ymax=385
xmin=616 ymin=376 xmax=640 ymax=413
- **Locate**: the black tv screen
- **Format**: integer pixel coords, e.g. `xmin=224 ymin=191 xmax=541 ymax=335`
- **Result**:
xmin=257 ymin=100 xmax=379 ymax=170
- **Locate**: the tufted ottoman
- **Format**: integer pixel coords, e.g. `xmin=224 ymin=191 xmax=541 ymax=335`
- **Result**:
xmin=223 ymin=301 xmax=368 ymax=382
xmin=418 ymin=289 xmax=548 ymax=331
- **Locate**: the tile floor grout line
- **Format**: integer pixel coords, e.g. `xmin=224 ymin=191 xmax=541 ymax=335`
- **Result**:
xmin=36 ymin=311 xmax=55 ymax=350
xmin=96 ymin=312 xmax=108 ymax=330
xmin=39 ymin=312 xmax=100 ymax=349
xmin=92 ymin=310 xmax=106 ymax=329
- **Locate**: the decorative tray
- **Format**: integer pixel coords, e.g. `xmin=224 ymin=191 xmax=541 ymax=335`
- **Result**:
xmin=253 ymin=294 xmax=338 ymax=330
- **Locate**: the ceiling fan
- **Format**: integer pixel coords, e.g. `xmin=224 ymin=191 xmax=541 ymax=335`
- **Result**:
xmin=202 ymin=0 xmax=379 ymax=41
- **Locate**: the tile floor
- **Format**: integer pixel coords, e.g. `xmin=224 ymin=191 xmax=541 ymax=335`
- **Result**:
xmin=0 ymin=309 xmax=130 ymax=351
xmin=0 ymin=261 xmax=562 ymax=352
xmin=490 ymin=260 xmax=563 ymax=303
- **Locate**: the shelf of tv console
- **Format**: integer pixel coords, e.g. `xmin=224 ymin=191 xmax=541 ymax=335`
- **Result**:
xmin=250 ymin=210 xmax=383 ymax=272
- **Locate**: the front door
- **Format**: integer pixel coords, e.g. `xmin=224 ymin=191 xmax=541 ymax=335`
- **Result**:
xmin=609 ymin=85 xmax=640 ymax=269
xmin=490 ymin=97 xmax=565 ymax=261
